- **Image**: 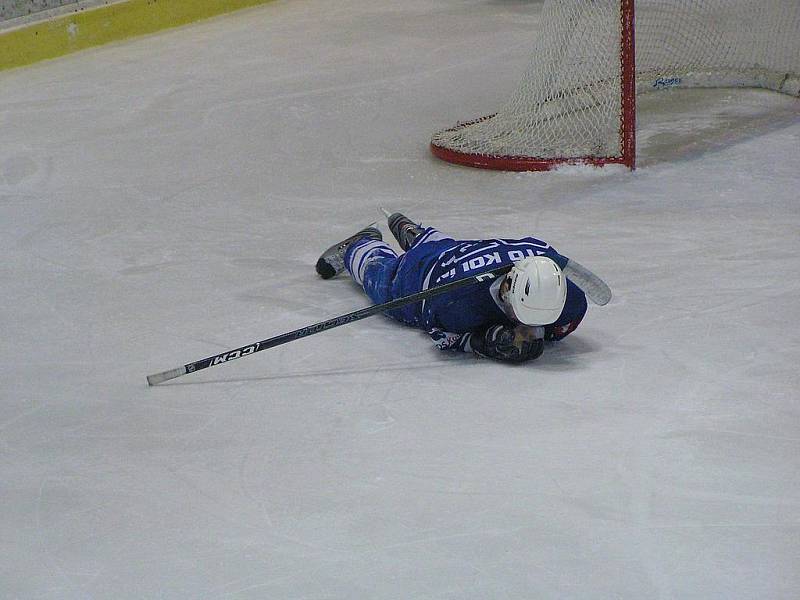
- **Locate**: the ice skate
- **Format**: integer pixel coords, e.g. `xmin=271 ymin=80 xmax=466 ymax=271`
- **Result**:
xmin=315 ymin=224 xmax=382 ymax=279
xmin=380 ymin=208 xmax=424 ymax=251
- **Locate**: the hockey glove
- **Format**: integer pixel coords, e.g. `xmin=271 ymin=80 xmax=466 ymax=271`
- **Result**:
xmin=471 ymin=324 xmax=544 ymax=364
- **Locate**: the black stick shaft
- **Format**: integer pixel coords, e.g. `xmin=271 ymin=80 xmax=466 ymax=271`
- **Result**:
xmin=146 ymin=263 xmax=512 ymax=385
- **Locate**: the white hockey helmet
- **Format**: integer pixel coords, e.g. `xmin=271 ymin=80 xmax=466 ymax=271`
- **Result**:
xmin=504 ymin=256 xmax=567 ymax=325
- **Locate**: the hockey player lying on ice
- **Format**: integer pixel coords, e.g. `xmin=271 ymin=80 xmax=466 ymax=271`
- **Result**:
xmin=316 ymin=210 xmax=607 ymax=364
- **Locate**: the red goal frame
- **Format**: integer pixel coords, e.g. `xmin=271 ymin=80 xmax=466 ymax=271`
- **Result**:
xmin=430 ymin=0 xmax=637 ymax=171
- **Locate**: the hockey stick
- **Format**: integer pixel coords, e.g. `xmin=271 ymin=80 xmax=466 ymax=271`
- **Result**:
xmin=146 ymin=263 xmax=514 ymax=386
xmin=563 ymin=259 xmax=612 ymax=306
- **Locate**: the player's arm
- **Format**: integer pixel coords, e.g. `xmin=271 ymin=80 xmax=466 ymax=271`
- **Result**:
xmin=428 ymin=324 xmax=545 ymax=363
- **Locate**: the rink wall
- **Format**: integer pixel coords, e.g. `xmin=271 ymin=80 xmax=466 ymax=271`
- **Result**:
xmin=0 ymin=0 xmax=276 ymax=71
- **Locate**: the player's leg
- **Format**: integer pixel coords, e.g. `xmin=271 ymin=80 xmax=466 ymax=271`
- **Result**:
xmin=316 ymin=225 xmax=412 ymax=323
xmin=344 ymin=237 xmax=400 ymax=306
xmin=315 ymin=225 xmax=382 ymax=280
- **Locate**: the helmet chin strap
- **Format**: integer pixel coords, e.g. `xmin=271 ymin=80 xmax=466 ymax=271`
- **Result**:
xmin=490 ymin=274 xmax=518 ymax=321
xmin=498 ymin=274 xmax=511 ymax=303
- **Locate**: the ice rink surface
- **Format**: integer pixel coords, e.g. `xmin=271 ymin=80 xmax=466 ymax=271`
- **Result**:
xmin=1 ymin=0 xmax=799 ymax=597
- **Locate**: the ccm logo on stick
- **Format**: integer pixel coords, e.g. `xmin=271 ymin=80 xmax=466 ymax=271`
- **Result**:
xmin=210 ymin=345 xmax=258 ymax=365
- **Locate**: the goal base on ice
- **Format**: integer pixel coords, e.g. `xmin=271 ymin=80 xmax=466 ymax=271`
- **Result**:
xmin=430 ymin=117 xmax=634 ymax=171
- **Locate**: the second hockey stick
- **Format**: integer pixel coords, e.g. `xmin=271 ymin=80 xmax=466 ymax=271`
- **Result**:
xmin=146 ymin=263 xmax=513 ymax=386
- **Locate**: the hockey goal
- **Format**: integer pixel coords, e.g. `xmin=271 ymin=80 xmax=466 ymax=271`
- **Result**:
xmin=430 ymin=0 xmax=800 ymax=171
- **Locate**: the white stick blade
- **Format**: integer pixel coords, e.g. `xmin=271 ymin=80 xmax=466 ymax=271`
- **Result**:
xmin=563 ymin=259 xmax=612 ymax=306
xmin=146 ymin=366 xmax=187 ymax=386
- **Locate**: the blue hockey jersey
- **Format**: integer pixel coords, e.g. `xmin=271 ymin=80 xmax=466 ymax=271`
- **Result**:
xmin=386 ymin=229 xmax=585 ymax=335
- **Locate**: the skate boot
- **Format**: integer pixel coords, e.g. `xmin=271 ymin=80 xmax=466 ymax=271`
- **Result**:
xmin=386 ymin=211 xmax=424 ymax=251
xmin=315 ymin=224 xmax=382 ymax=279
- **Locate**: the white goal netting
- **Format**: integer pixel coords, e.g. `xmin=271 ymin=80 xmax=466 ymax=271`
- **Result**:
xmin=430 ymin=0 xmax=800 ymax=169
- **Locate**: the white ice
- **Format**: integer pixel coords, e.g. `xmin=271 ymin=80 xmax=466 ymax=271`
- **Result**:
xmin=1 ymin=1 xmax=799 ymax=598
